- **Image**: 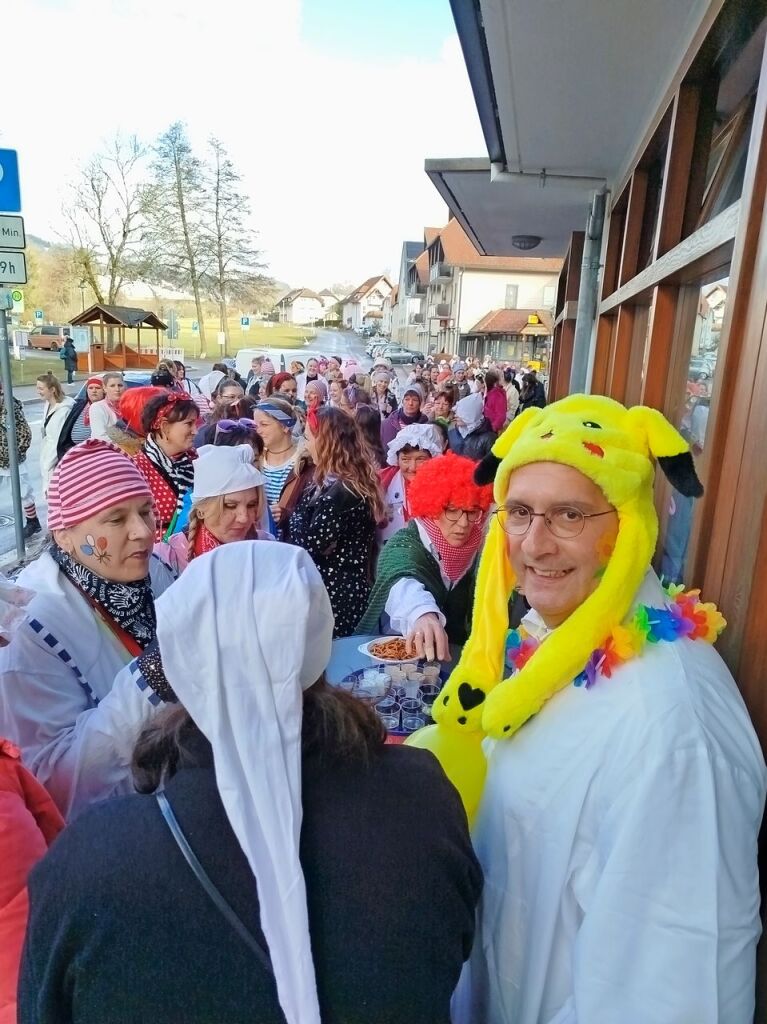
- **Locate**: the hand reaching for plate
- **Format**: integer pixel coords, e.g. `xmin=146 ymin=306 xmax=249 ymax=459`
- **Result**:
xmin=406 ymin=613 xmax=451 ymax=663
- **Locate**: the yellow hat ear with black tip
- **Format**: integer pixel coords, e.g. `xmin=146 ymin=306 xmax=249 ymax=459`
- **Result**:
xmin=625 ymin=406 xmax=703 ymax=497
xmin=432 ymin=514 xmax=516 ymax=732
xmin=474 ymin=407 xmax=545 ymax=486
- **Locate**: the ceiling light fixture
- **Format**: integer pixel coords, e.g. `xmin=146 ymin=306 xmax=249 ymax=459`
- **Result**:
xmin=511 ymin=235 xmax=542 ymax=251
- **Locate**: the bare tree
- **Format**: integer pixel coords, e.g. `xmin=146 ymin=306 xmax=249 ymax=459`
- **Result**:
xmin=201 ymin=138 xmax=271 ymax=353
xmin=144 ymin=123 xmax=209 ymax=353
xmin=64 ymin=134 xmax=147 ymax=307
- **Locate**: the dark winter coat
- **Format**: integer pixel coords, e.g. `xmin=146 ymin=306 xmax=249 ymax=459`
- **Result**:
xmin=20 ymin=736 xmax=481 ymax=1024
xmin=61 ymin=340 xmax=77 ymax=372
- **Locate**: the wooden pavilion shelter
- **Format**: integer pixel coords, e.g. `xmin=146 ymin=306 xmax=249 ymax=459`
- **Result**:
xmin=69 ymin=304 xmax=167 ymax=371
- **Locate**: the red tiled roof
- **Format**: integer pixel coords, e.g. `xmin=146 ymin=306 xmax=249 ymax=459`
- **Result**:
xmin=340 ymin=275 xmax=393 ymax=305
xmin=424 ymin=227 xmax=441 ymax=245
xmin=467 ymin=309 xmax=555 ymax=335
xmin=389 ymin=285 xmax=399 ymax=304
xmin=414 ymin=251 xmax=429 ymax=284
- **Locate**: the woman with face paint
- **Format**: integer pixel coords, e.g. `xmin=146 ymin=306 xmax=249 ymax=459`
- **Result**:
xmin=0 ymin=440 xmax=177 ymax=820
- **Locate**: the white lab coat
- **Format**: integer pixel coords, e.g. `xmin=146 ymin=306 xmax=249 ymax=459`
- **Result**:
xmin=40 ymin=397 xmax=75 ymax=493
xmin=0 ymin=551 xmax=176 ymax=819
xmin=456 ymin=570 xmax=766 ymax=1024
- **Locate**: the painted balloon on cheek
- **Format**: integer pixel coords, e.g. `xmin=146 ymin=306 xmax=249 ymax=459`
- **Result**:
xmin=80 ymin=534 xmax=111 ymax=566
xmin=594 ymin=531 xmax=615 ymax=579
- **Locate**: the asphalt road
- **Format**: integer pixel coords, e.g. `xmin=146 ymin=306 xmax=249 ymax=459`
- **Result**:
xmin=0 ymin=329 xmax=372 ymax=564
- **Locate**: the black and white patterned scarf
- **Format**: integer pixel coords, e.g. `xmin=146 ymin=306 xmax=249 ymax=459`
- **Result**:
xmin=143 ymin=434 xmax=195 ymax=515
xmin=50 ymin=543 xmax=156 ymax=649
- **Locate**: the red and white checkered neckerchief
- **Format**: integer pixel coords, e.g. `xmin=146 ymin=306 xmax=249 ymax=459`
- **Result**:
xmin=418 ymin=516 xmax=485 ymax=583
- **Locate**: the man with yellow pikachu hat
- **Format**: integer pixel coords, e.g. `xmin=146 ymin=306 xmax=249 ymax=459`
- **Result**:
xmin=410 ymin=394 xmax=766 ymax=1024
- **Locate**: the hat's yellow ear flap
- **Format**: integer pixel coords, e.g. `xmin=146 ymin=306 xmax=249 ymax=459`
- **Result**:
xmin=433 ymin=515 xmax=516 ymax=732
xmin=625 ymin=406 xmax=703 ymax=498
xmin=474 ymin=407 xmax=543 ymax=485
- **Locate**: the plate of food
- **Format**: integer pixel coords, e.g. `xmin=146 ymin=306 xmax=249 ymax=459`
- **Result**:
xmin=357 ymin=635 xmax=419 ymax=664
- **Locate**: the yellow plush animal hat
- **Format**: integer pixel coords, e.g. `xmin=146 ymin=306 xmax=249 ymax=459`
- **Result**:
xmin=432 ymin=394 xmax=703 ymax=740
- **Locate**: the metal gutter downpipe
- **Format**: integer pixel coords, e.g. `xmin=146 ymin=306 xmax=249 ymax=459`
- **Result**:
xmin=569 ymin=189 xmax=607 ymax=394
xmin=490 ymin=162 xmax=607 ymax=189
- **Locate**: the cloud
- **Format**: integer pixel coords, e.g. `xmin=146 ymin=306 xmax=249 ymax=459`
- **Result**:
xmin=10 ymin=0 xmax=484 ymax=285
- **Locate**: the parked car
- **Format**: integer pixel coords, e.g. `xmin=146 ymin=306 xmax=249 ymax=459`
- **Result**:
xmin=27 ymin=325 xmax=70 ymax=351
xmin=688 ymin=354 xmax=716 ymax=379
xmin=379 ymin=345 xmax=425 ymax=365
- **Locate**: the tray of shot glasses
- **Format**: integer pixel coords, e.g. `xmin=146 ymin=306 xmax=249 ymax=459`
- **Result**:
xmin=339 ymin=661 xmax=448 ymax=738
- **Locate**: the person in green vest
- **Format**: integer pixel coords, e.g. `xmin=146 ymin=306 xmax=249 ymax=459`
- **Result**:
xmin=357 ymin=452 xmax=494 ymax=661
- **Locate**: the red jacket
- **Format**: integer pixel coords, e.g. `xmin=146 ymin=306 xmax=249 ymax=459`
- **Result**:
xmin=0 ymin=739 xmax=64 ymax=1024
xmin=483 ymin=385 xmax=507 ymax=433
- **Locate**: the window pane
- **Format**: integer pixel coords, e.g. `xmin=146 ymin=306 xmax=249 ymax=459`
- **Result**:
xmin=505 ymin=284 xmax=518 ymax=309
xmin=658 ymin=275 xmax=727 ymax=584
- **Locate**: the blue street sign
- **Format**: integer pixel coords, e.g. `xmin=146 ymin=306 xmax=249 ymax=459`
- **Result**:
xmin=240 ymin=316 xmax=250 ymax=326
xmin=0 ymin=151 xmax=21 ymax=213
xmin=192 ymin=320 xmax=199 ymax=332
xmin=34 ymin=309 xmax=43 ymax=321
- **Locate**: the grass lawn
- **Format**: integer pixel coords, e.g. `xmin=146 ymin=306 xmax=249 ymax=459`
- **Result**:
xmin=9 ymin=358 xmax=47 ymax=386
xmin=173 ymin=318 xmax=316 ymax=358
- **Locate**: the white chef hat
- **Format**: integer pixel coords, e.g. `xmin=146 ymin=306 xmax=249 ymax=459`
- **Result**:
xmin=192 ymin=444 xmax=264 ymax=503
xmin=155 ymin=541 xmax=334 ymax=1024
xmin=386 ymin=422 xmax=444 ymax=465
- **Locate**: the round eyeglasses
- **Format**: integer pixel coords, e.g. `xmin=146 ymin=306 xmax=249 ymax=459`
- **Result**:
xmin=495 ymin=504 xmax=615 ymax=538
xmin=443 ymin=506 xmax=484 ymax=524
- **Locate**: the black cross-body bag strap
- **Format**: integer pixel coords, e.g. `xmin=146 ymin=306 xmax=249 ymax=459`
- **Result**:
xmin=155 ymin=790 xmax=274 ymax=974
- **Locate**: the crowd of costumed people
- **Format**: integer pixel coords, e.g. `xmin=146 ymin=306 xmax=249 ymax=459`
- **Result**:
xmin=0 ymin=347 xmax=764 ymax=1024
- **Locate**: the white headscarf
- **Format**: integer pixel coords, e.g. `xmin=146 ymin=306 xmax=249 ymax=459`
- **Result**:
xmin=155 ymin=542 xmax=334 ymax=1024
xmin=386 ymin=423 xmax=444 ymax=465
xmin=192 ymin=444 xmax=264 ymax=502
xmin=454 ymin=392 xmax=485 ymax=438
xmin=198 ymin=369 xmax=226 ymax=399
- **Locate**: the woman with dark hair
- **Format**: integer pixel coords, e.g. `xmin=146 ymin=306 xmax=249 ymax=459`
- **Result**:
xmin=430 ymin=388 xmax=455 ymax=429
xmin=193 ymin=395 xmax=256 ymax=449
xmin=56 ymin=377 xmax=105 ymax=459
xmin=518 ymin=371 xmax=547 ymax=413
xmin=20 ymin=544 xmax=481 ymax=1024
xmin=503 ymin=367 xmax=520 ymax=423
xmin=265 ymin=372 xmax=299 ymax=404
xmin=355 ymin=405 xmax=386 ymax=468
xmin=287 ymin=407 xmax=385 ymax=637
xmin=482 ymin=370 xmax=508 ymax=434
xmin=134 ymin=393 xmax=199 ymax=540
xmin=213 ymin=415 xmax=264 ymax=461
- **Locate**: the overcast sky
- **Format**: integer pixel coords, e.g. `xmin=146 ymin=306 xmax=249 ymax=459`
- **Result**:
xmin=9 ymin=0 xmax=486 ymax=288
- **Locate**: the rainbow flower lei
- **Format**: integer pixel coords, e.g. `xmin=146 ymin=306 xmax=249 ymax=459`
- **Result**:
xmin=505 ymin=583 xmax=727 ymax=689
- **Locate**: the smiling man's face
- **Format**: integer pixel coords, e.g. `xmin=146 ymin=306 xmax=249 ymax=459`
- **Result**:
xmin=503 ymin=462 xmax=618 ymax=628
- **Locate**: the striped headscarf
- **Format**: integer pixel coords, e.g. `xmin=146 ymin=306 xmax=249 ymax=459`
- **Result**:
xmin=256 ymin=400 xmax=297 ymax=429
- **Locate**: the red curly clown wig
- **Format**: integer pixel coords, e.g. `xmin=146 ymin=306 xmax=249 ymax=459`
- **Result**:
xmin=118 ymin=387 xmax=167 ymax=437
xmin=408 ymin=451 xmax=494 ymax=518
